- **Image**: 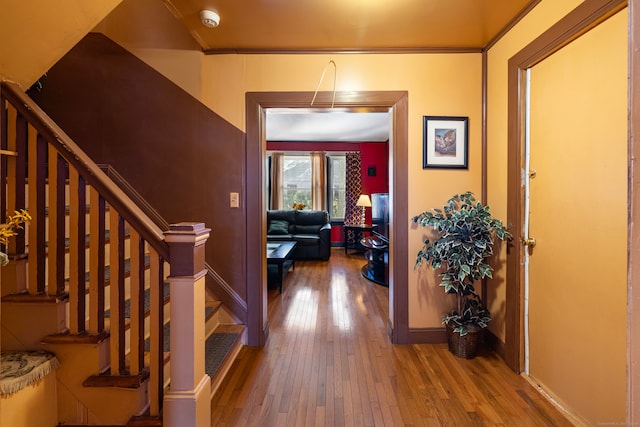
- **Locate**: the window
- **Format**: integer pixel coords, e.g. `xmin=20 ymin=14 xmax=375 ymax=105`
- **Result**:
xmin=328 ymin=155 xmax=346 ymax=220
xmin=270 ymin=152 xmax=346 ymax=218
xmin=282 ymin=155 xmax=311 ymax=209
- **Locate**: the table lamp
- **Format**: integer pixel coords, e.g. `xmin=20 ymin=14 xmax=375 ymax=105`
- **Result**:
xmin=356 ymin=194 xmax=372 ymax=225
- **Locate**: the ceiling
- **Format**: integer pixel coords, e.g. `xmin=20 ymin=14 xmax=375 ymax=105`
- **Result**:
xmin=266 ymin=109 xmax=391 ymax=142
xmin=161 ymin=0 xmax=536 ymax=141
xmin=162 ymin=0 xmax=535 ymax=53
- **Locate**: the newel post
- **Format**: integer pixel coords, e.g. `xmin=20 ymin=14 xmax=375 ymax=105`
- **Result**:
xmin=163 ymin=222 xmax=211 ymax=427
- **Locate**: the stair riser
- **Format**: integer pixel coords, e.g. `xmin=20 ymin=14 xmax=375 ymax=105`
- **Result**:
xmin=1 ymin=300 xmax=67 ymax=350
xmin=42 ymin=341 xmax=148 ymax=426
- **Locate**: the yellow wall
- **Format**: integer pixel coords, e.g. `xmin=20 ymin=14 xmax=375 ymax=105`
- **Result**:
xmin=201 ymin=53 xmax=484 ymax=328
xmin=485 ymin=0 xmax=584 ymax=341
xmin=0 ymin=0 xmax=123 ymax=89
xmin=94 ymin=0 xmax=203 ymax=100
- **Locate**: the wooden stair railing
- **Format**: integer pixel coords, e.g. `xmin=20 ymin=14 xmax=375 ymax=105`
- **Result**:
xmin=0 ymin=81 xmax=210 ymax=423
xmin=98 ymin=163 xmax=248 ymax=325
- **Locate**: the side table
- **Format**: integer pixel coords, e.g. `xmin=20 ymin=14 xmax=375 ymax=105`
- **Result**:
xmin=343 ymin=224 xmax=374 ymax=254
xmin=360 ymin=236 xmax=389 ymax=287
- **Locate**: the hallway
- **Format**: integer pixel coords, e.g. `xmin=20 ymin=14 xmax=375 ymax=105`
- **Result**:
xmin=210 ymin=248 xmax=573 ymax=426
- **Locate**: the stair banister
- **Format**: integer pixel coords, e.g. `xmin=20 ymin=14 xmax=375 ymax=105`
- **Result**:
xmin=1 ymin=80 xmax=211 ymax=423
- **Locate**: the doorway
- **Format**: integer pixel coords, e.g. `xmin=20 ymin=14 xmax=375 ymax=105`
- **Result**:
xmin=505 ymin=1 xmax=627 ymax=423
xmin=245 ymin=91 xmax=409 ymax=346
xmin=504 ymin=0 xmax=626 ymax=373
xmin=524 ymin=12 xmax=626 ymax=421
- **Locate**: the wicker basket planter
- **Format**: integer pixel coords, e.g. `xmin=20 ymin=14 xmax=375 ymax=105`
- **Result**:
xmin=446 ymin=323 xmax=482 ymax=359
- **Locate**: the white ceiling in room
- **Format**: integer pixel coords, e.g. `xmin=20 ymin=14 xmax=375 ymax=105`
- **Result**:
xmin=266 ymin=109 xmax=391 ymax=142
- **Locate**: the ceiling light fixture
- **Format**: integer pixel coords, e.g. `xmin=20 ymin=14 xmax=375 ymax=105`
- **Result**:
xmin=200 ymin=10 xmax=220 ymax=28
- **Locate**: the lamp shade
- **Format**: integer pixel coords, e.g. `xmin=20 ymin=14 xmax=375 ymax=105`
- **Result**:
xmin=356 ymin=194 xmax=372 ymax=207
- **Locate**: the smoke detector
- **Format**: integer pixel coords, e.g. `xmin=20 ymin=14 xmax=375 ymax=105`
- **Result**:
xmin=200 ymin=10 xmax=220 ymax=28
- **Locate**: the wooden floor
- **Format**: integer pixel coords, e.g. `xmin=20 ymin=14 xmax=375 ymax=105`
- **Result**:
xmin=211 ymin=248 xmax=573 ymax=426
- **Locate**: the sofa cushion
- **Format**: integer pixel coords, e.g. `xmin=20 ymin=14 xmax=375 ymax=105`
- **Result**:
xmin=294 ymin=234 xmax=321 ymax=246
xmin=267 ymin=210 xmax=296 ymax=224
xmin=266 ymin=234 xmax=293 ymax=241
xmin=268 ymin=219 xmax=290 ymax=235
xmin=295 ymin=224 xmax=322 ymax=234
xmin=295 ymin=210 xmax=328 ymax=225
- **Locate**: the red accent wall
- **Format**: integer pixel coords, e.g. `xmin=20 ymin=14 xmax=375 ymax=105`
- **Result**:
xmin=266 ymin=140 xmax=389 ymax=243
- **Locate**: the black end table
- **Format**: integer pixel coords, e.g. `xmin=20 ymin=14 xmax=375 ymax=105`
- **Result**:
xmin=343 ymin=224 xmax=374 ymax=254
xmin=360 ymin=236 xmax=388 ymax=286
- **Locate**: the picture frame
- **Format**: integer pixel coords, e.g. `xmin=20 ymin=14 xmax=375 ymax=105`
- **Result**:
xmin=422 ymin=116 xmax=469 ymax=169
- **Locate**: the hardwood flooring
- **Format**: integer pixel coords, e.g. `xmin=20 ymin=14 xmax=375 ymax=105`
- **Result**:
xmin=211 ymin=248 xmax=573 ymax=426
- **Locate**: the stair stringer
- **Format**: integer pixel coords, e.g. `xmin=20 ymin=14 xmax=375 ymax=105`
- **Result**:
xmin=42 ymin=338 xmax=149 ymax=426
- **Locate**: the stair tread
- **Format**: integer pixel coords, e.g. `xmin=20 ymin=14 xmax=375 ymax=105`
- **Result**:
xmin=84 ymin=326 xmax=243 ymax=389
xmin=205 ymin=326 xmax=244 ymax=379
xmin=142 ymin=309 xmax=234 ymax=352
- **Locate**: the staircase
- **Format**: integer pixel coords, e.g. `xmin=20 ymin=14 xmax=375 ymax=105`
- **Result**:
xmin=0 ymin=81 xmax=244 ymax=426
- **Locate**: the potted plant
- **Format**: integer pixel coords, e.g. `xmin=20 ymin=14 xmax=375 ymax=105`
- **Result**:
xmin=412 ymin=192 xmax=511 ymax=358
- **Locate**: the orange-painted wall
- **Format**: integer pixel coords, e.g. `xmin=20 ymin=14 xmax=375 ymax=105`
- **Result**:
xmin=202 ymin=53 xmax=483 ymax=328
xmin=485 ymin=0 xmax=585 ymax=344
xmin=0 ymin=0 xmax=123 ymax=89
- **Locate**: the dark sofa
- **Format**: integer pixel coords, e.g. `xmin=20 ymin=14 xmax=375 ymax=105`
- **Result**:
xmin=267 ymin=209 xmax=331 ymax=260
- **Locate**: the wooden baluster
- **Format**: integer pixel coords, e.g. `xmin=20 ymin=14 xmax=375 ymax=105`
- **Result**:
xmin=129 ymin=228 xmax=145 ymax=375
xmin=88 ymin=187 xmax=105 ymax=334
xmin=68 ymin=169 xmax=86 ymax=334
xmin=3 ymin=106 xmax=27 ymax=253
xmin=0 ymin=97 xmax=6 ymax=218
xmin=149 ymin=249 xmax=164 ymax=416
xmin=27 ymin=128 xmax=46 ymax=295
xmin=47 ymin=149 xmax=66 ymax=296
xmin=109 ymin=210 xmax=126 ymax=374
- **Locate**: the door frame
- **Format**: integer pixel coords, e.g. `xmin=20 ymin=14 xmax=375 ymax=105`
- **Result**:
xmin=504 ymin=0 xmax=627 ymax=372
xmin=245 ymin=90 xmax=409 ymax=346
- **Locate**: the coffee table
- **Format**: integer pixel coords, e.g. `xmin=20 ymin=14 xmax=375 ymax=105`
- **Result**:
xmin=267 ymin=241 xmax=297 ymax=293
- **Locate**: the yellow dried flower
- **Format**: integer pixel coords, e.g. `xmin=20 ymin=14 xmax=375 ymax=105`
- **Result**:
xmin=0 ymin=209 xmax=30 ymax=265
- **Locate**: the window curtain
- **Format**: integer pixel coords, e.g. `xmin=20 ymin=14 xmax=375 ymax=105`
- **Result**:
xmin=344 ymin=152 xmax=362 ymax=226
xmin=311 ymin=151 xmax=327 ymax=211
xmin=270 ymin=152 xmax=284 ymax=209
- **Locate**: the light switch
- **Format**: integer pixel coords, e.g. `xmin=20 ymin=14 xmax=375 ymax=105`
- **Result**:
xmin=230 ymin=192 xmax=239 ymax=208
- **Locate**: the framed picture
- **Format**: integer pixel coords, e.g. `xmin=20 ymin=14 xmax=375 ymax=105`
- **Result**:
xmin=422 ymin=116 xmax=469 ymax=169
